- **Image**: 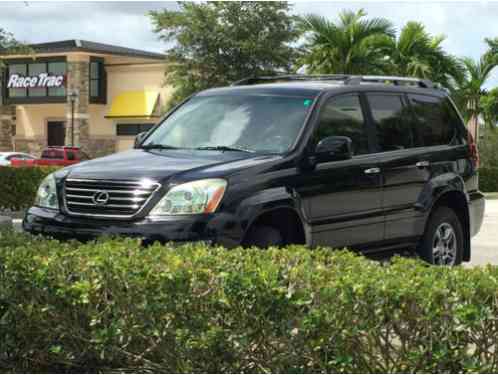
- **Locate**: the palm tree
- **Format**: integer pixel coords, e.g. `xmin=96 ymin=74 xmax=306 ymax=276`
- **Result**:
xmin=298 ymin=9 xmax=395 ymax=75
xmin=453 ymin=55 xmax=498 ymax=138
xmin=385 ymin=22 xmax=464 ymax=88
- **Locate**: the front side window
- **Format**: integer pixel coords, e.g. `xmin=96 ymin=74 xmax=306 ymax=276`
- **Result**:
xmin=367 ymin=94 xmax=414 ymax=152
xmin=142 ymin=95 xmax=314 ymax=154
xmin=408 ymin=94 xmax=458 ymax=146
xmin=314 ymin=94 xmax=369 ymax=156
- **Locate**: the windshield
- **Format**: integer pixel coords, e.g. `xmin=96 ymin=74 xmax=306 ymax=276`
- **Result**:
xmin=142 ymin=95 xmax=314 ymax=153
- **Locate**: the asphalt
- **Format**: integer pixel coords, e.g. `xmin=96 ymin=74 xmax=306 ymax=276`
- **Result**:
xmin=10 ymin=201 xmax=498 ymax=266
xmin=468 ymin=198 xmax=498 ymax=266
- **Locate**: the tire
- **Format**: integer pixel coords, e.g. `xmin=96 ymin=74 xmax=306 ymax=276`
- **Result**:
xmin=244 ymin=225 xmax=283 ymax=248
xmin=418 ymin=207 xmax=464 ymax=266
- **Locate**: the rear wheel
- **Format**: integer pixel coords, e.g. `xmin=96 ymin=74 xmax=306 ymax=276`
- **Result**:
xmin=243 ymin=225 xmax=283 ymax=248
xmin=418 ymin=207 xmax=463 ymax=266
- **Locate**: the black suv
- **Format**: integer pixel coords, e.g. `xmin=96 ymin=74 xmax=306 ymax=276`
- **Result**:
xmin=24 ymin=75 xmax=485 ymax=265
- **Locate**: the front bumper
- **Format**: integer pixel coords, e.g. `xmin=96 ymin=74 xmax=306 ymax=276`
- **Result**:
xmin=23 ymin=206 xmax=241 ymax=247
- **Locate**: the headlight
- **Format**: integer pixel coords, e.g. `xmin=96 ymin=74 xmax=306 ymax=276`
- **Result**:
xmin=150 ymin=179 xmax=227 ymax=216
xmin=34 ymin=174 xmax=59 ymax=210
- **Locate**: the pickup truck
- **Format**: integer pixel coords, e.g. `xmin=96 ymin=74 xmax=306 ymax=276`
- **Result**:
xmin=10 ymin=147 xmax=90 ymax=167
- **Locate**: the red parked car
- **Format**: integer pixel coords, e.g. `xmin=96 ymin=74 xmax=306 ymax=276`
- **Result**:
xmin=11 ymin=147 xmax=90 ymax=167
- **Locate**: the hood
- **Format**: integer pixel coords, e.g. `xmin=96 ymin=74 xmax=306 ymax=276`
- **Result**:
xmin=67 ymin=149 xmax=275 ymax=182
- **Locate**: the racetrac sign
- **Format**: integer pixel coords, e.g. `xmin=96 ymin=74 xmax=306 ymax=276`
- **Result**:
xmin=7 ymin=73 xmax=65 ymax=89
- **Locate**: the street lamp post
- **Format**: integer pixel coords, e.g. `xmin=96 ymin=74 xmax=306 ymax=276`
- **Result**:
xmin=69 ymin=90 xmax=79 ymax=147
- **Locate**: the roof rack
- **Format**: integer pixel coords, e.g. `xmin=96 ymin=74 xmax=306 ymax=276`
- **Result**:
xmin=231 ymin=74 xmax=435 ymax=89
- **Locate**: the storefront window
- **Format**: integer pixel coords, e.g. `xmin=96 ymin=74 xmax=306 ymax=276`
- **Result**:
xmin=116 ymin=123 xmax=154 ymax=136
xmin=8 ymin=64 xmax=27 ymax=98
xmin=5 ymin=59 xmax=67 ymax=102
xmin=48 ymin=62 xmax=66 ymax=97
xmin=28 ymin=63 xmax=46 ymax=97
xmin=89 ymin=58 xmax=106 ymax=104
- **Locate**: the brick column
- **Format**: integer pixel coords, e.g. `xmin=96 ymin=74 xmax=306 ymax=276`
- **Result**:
xmin=0 ymin=104 xmax=15 ymax=152
xmin=66 ymin=60 xmax=90 ymax=151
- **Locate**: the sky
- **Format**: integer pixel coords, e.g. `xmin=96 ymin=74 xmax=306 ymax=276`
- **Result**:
xmin=1 ymin=1 xmax=498 ymax=87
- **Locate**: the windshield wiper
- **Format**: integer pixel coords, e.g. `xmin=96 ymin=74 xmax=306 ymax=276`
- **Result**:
xmin=140 ymin=143 xmax=179 ymax=150
xmin=195 ymin=145 xmax=255 ymax=153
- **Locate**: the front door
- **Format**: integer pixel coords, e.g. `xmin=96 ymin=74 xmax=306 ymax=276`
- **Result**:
xmin=47 ymin=121 xmax=65 ymax=146
xmin=299 ymin=93 xmax=384 ymax=249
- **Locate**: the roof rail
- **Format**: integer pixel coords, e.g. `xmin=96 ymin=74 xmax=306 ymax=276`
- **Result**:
xmin=231 ymin=74 xmax=435 ymax=89
xmin=231 ymin=74 xmax=351 ymax=86
xmin=347 ymin=75 xmax=435 ymax=88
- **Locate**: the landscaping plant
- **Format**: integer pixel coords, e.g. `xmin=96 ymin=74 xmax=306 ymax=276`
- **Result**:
xmin=2 ymin=231 xmax=498 ymax=372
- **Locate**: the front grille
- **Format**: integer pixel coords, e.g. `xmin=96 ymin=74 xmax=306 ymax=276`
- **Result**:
xmin=64 ymin=178 xmax=160 ymax=218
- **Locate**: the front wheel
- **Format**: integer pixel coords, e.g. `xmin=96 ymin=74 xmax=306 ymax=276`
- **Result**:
xmin=418 ymin=207 xmax=463 ymax=266
xmin=243 ymin=225 xmax=283 ymax=248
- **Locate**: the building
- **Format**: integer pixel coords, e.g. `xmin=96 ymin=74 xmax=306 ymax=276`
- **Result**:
xmin=0 ymin=40 xmax=171 ymax=157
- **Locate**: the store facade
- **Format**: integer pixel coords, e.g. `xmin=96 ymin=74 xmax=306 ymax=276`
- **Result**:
xmin=0 ymin=40 xmax=171 ymax=157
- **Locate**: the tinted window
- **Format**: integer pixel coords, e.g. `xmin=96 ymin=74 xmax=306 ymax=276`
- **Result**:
xmin=367 ymin=94 xmax=413 ymax=152
xmin=315 ymin=95 xmax=369 ymax=155
xmin=41 ymin=149 xmax=64 ymax=159
xmin=116 ymin=123 xmax=155 ymax=136
xmin=408 ymin=94 xmax=458 ymax=146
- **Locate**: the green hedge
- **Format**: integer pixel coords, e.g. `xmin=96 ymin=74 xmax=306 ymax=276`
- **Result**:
xmin=0 ymin=166 xmax=59 ymax=211
xmin=480 ymin=167 xmax=498 ymax=192
xmin=2 ymin=231 xmax=498 ymax=373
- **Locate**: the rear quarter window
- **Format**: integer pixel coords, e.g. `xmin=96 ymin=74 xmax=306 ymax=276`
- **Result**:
xmin=408 ymin=94 xmax=463 ymax=147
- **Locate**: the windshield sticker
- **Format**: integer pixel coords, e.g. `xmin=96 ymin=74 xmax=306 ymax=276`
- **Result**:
xmin=303 ymin=99 xmax=313 ymax=107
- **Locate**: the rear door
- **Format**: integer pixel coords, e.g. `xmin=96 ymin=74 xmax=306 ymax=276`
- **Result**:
xmin=300 ymin=93 xmax=385 ymax=248
xmin=364 ymin=92 xmax=430 ymax=243
xmin=366 ymin=92 xmax=463 ymax=243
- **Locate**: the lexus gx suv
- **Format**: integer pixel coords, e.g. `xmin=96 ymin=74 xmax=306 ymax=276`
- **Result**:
xmin=24 ymin=75 xmax=485 ymax=265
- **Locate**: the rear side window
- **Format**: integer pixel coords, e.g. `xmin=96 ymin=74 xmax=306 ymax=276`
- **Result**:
xmin=367 ymin=94 xmax=414 ymax=152
xmin=41 ymin=149 xmax=64 ymax=159
xmin=408 ymin=94 xmax=459 ymax=146
xmin=314 ymin=94 xmax=369 ymax=155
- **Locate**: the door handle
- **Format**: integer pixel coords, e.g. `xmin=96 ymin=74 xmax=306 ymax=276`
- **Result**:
xmin=416 ymin=161 xmax=431 ymax=169
xmin=364 ymin=167 xmax=381 ymax=175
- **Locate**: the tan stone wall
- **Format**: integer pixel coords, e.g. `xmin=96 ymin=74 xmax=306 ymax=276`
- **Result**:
xmin=87 ymin=137 xmax=116 ymax=158
xmin=0 ymin=105 xmax=15 ymax=152
xmin=66 ymin=58 xmax=90 ymax=151
xmin=14 ymin=137 xmax=46 ymax=156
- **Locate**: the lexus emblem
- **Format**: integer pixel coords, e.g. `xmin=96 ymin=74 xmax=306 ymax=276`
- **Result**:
xmin=92 ymin=190 xmax=110 ymax=206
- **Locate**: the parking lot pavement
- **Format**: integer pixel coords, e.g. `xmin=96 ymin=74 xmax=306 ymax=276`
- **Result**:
xmin=468 ymin=198 xmax=498 ymax=266
xmin=11 ymin=201 xmax=497 ymax=266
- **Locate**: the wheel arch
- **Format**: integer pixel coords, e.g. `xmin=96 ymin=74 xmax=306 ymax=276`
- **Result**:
xmin=241 ymin=205 xmax=309 ymax=246
xmin=425 ymin=189 xmax=471 ymax=261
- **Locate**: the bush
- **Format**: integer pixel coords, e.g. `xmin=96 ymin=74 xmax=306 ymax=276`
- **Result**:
xmin=479 ymin=168 xmax=498 ymax=192
xmin=0 ymin=166 xmax=59 ymax=211
xmin=2 ymin=231 xmax=498 ymax=373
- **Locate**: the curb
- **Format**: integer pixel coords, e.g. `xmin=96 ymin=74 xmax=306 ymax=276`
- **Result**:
xmin=0 ymin=215 xmax=13 ymax=229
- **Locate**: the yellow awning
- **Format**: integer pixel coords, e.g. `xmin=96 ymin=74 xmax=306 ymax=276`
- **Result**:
xmin=106 ymin=90 xmax=160 ymax=119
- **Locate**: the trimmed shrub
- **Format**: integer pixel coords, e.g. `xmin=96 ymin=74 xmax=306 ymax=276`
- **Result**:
xmin=479 ymin=167 xmax=498 ymax=192
xmin=2 ymin=231 xmax=498 ymax=373
xmin=0 ymin=166 xmax=59 ymax=211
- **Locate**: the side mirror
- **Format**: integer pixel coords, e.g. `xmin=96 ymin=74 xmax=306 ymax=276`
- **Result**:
xmin=315 ymin=136 xmax=353 ymax=162
xmin=134 ymin=132 xmax=147 ymax=149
